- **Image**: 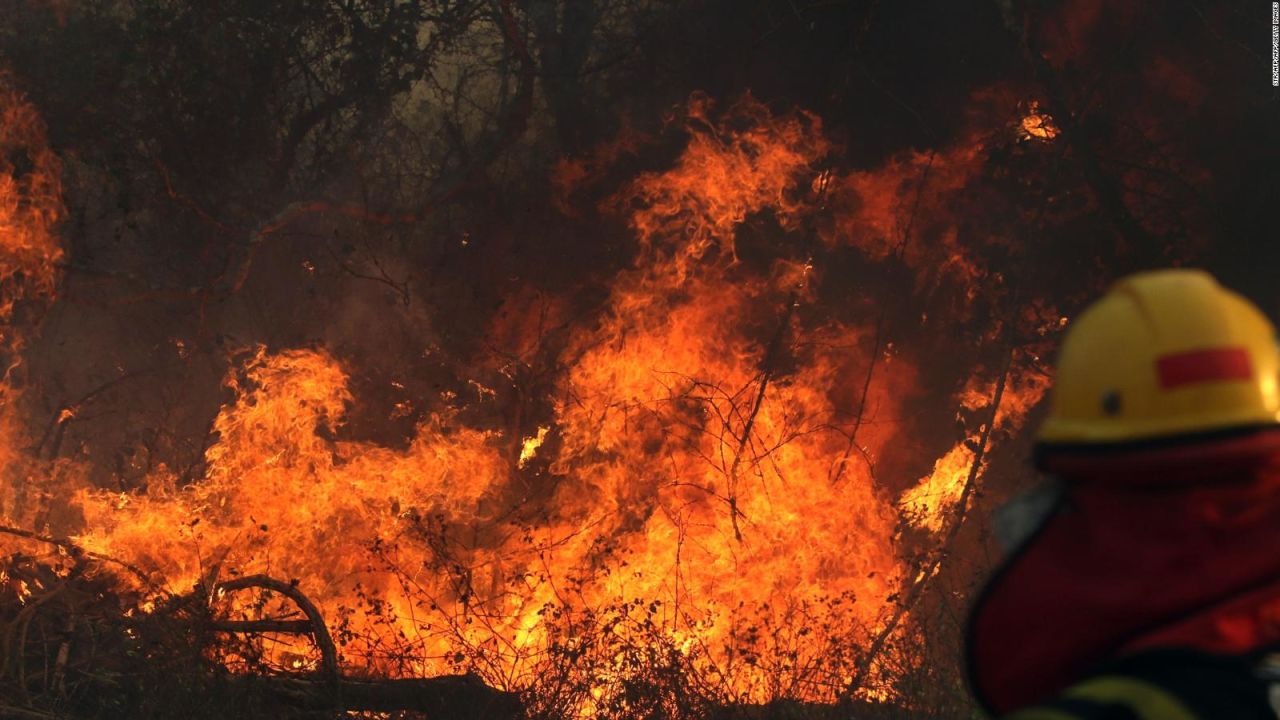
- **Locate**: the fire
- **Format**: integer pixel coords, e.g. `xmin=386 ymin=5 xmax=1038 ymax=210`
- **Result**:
xmin=518 ymin=426 xmax=550 ymax=468
xmin=899 ymin=370 xmax=1051 ymax=533
xmin=1 ymin=88 xmax=1059 ymax=709
xmin=0 ymin=75 xmax=64 ymax=513
xmin=1019 ymin=101 xmax=1060 ymax=141
xmin=624 ymin=92 xmax=830 ymax=273
xmin=0 ymin=78 xmax=62 ymax=321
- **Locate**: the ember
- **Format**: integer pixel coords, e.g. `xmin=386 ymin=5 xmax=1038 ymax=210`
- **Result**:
xmin=1018 ymin=102 xmax=1060 ymax=142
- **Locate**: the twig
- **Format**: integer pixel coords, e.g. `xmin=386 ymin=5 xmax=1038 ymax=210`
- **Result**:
xmin=1016 ymin=5 xmax=1154 ymax=257
xmin=0 ymin=526 xmax=158 ymax=592
xmin=323 ymin=239 xmax=411 ymax=307
xmin=0 ymin=704 xmax=56 ymax=719
xmin=723 ymin=171 xmax=833 ymax=541
xmin=828 ymin=313 xmax=884 ymax=486
xmin=830 ymin=152 xmax=933 ymax=487
xmin=34 ymin=366 xmax=159 ymax=460
xmin=51 ymin=612 xmax=73 ymax=694
xmin=840 ymin=342 xmax=1016 ymax=699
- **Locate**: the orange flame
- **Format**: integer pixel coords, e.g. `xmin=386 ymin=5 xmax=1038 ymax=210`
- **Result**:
xmin=1019 ymin=102 xmax=1060 ymax=141
xmin=3 ymin=90 xmax=1058 ymax=708
xmin=0 ymin=75 xmax=64 ymax=513
xmin=899 ymin=369 xmax=1051 ymax=533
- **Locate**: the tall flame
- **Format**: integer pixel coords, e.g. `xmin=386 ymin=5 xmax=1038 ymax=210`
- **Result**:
xmin=4 ymin=89 xmax=1055 ymax=709
xmin=0 ymin=75 xmax=64 ymax=511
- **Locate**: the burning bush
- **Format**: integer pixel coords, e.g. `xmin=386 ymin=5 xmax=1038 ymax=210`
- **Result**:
xmin=0 ymin=1 xmax=1264 ymax=718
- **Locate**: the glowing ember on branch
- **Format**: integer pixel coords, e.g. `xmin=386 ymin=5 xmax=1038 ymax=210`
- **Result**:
xmin=518 ymin=426 xmax=550 ymax=468
xmin=1020 ymin=101 xmax=1061 ymax=140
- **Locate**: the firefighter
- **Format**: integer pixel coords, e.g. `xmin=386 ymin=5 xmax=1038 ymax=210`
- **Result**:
xmin=966 ymin=269 xmax=1280 ymax=719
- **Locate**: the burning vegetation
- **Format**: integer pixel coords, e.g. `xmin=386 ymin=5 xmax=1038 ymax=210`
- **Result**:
xmin=0 ymin=1 xmax=1271 ymax=718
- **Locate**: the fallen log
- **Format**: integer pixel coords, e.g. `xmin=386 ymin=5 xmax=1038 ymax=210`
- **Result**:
xmin=231 ymin=672 xmax=523 ymax=719
xmin=710 ymin=697 xmax=895 ymax=720
xmin=209 ymin=574 xmax=522 ymax=716
xmin=0 ymin=541 xmax=525 ymax=718
xmin=209 ymin=619 xmax=314 ymax=634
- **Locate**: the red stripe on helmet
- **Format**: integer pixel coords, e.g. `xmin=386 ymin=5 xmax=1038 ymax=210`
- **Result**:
xmin=1155 ymin=347 xmax=1253 ymax=389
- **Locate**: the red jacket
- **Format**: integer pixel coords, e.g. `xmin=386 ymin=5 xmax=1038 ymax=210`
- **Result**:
xmin=967 ymin=432 xmax=1280 ymax=715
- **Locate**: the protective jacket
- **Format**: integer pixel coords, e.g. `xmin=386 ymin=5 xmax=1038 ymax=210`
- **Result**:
xmin=969 ymin=448 xmax=1280 ymax=714
xmin=1001 ymin=648 xmax=1279 ymax=719
xmin=966 ymin=270 xmax=1280 ymax=719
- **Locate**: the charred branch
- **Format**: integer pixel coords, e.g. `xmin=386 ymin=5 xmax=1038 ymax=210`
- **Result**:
xmin=0 ymin=526 xmax=158 ymax=591
xmin=213 ymin=574 xmax=338 ymax=682
xmin=841 ymin=341 xmax=1018 ymax=701
xmin=1013 ymin=3 xmax=1156 ymax=259
xmin=237 ymin=673 xmax=522 ymax=718
xmin=208 ymin=619 xmax=315 ymax=634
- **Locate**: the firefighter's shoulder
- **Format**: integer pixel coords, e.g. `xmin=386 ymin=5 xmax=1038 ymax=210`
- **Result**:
xmin=1001 ymin=649 xmax=1279 ymax=720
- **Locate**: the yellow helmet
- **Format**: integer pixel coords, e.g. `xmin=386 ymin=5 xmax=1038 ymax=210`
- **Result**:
xmin=1037 ymin=269 xmax=1280 ymax=449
